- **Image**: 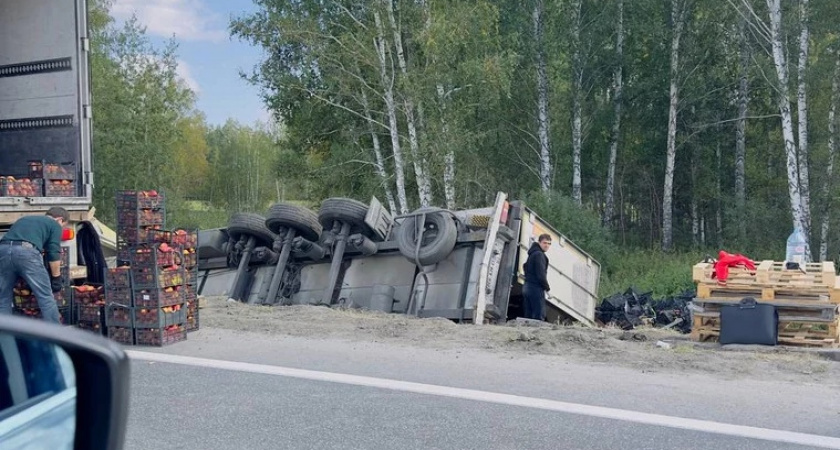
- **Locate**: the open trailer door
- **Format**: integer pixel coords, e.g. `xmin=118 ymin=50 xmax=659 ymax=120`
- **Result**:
xmin=516 ymin=208 xmax=600 ymax=327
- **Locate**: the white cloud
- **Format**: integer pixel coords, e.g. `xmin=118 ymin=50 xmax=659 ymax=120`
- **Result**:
xmin=111 ymin=0 xmax=227 ymax=42
xmin=176 ymin=60 xmax=201 ymax=93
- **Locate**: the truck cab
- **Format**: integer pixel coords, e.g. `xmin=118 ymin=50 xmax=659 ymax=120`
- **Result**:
xmin=0 ymin=0 xmax=112 ymax=279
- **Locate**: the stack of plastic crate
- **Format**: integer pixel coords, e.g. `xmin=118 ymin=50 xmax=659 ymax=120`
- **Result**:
xmin=115 ymin=190 xmax=165 ymax=263
xmin=106 ymin=190 xmax=188 ymax=346
xmin=127 ymin=243 xmax=188 ymax=346
xmin=160 ymin=229 xmax=199 ymax=332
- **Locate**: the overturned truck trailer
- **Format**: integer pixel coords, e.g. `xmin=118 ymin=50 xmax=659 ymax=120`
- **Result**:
xmin=196 ymin=193 xmax=600 ymax=325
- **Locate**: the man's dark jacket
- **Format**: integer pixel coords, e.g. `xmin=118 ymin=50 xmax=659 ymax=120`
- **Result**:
xmin=523 ymin=242 xmax=550 ymax=291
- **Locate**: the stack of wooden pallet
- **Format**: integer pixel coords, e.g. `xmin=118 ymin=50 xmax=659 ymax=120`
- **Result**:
xmin=690 ymin=260 xmax=840 ymax=348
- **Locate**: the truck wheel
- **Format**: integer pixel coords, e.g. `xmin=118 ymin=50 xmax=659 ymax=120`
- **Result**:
xmin=265 ymin=203 xmax=322 ymax=242
xmin=318 ymin=197 xmax=376 ymax=239
xmin=227 ymin=213 xmax=277 ymax=248
xmin=397 ymin=208 xmax=458 ymax=266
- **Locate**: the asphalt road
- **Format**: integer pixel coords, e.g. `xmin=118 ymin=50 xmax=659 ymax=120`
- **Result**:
xmin=125 ymin=361 xmax=824 ymax=450
xmin=121 ymin=329 xmax=840 ymax=450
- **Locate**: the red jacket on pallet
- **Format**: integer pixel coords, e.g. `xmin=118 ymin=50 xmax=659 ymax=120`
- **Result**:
xmin=712 ymin=251 xmax=756 ymax=285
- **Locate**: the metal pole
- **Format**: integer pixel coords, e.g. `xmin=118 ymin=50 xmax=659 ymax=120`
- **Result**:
xmin=265 ymin=228 xmax=296 ymax=305
xmin=322 ymin=222 xmax=351 ymax=305
xmin=227 ymin=236 xmax=256 ymax=302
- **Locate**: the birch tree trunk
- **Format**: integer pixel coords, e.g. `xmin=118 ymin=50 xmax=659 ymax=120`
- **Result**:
xmin=796 ymin=0 xmax=812 ymax=242
xmin=662 ymin=0 xmax=687 ymax=252
xmin=570 ymin=0 xmax=583 ymax=205
xmin=437 ymin=85 xmax=456 ymax=209
xmin=604 ymin=0 xmax=624 ymax=227
xmin=374 ymin=10 xmax=409 ymax=214
xmin=534 ymin=0 xmax=552 ymax=192
xmin=361 ymin=88 xmax=398 ymax=215
xmin=735 ymin=8 xmax=749 ymax=241
xmin=819 ymin=50 xmax=840 ymax=261
xmin=766 ymin=0 xmax=806 ymax=244
xmin=385 ymin=0 xmax=433 ymax=207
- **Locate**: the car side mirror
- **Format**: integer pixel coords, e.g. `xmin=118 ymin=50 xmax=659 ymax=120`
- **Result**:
xmin=0 ymin=314 xmax=130 ymax=450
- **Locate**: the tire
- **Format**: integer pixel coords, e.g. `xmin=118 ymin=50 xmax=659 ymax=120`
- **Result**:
xmin=227 ymin=213 xmax=277 ymax=248
xmin=397 ymin=208 xmax=458 ymax=266
xmin=265 ymin=202 xmax=322 ymax=242
xmin=318 ymin=197 xmax=376 ymax=239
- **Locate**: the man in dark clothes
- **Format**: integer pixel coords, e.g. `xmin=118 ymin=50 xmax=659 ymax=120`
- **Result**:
xmin=0 ymin=207 xmax=68 ymax=323
xmin=522 ymin=233 xmax=551 ymax=321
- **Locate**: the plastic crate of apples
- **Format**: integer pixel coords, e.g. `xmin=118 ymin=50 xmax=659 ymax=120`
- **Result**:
xmin=1 ymin=177 xmax=43 ymax=197
xmin=14 ymin=279 xmax=69 ymax=308
xmin=45 ymin=179 xmax=77 ymax=197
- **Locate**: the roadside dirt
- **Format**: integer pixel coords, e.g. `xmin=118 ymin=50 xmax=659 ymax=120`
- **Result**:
xmin=199 ymin=296 xmax=840 ymax=383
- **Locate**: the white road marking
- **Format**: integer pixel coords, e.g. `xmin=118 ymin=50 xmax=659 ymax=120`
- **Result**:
xmin=127 ymin=350 xmax=840 ymax=449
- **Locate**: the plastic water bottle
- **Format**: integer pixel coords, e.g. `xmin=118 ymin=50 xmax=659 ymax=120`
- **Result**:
xmin=785 ymin=227 xmax=808 ymax=264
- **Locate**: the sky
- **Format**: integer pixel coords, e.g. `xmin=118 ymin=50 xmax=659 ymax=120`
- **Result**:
xmin=110 ymin=0 xmax=269 ymax=126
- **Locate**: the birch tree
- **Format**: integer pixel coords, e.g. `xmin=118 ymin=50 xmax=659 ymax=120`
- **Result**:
xmin=385 ymin=0 xmax=433 ymax=207
xmin=570 ymin=0 xmax=584 ymax=205
xmin=796 ymin=0 xmax=812 ymax=240
xmin=662 ymin=0 xmax=690 ymax=251
xmin=603 ymin=0 xmax=624 ymax=227
xmin=765 ymin=0 xmax=807 ymax=243
xmin=534 ymin=0 xmax=552 ymax=192
xmin=374 ymin=9 xmax=410 ymax=214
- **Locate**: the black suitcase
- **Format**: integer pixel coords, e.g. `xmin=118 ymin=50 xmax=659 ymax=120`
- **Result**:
xmin=719 ymin=297 xmax=778 ymax=346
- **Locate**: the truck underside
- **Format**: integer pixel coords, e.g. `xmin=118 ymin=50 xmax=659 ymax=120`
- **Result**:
xmin=196 ymin=195 xmax=601 ymax=325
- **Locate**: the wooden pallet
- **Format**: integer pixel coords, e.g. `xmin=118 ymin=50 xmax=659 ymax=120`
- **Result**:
xmin=692 ymin=260 xmax=837 ymax=289
xmin=692 ymin=315 xmax=840 ymax=339
xmin=692 ymin=299 xmax=838 ymax=321
xmin=691 ymin=328 xmax=839 ymax=348
xmin=695 ymin=283 xmax=838 ymax=303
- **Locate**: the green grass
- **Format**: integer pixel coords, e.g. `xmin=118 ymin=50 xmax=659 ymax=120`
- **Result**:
xmin=598 ymin=250 xmax=705 ymax=298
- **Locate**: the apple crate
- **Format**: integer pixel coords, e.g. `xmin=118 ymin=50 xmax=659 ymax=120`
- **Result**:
xmin=186 ymin=298 xmax=199 ymax=332
xmin=107 ymin=326 xmax=135 ymax=345
xmin=133 ymin=304 xmax=186 ymax=329
xmin=117 ymin=225 xmax=164 ymax=245
xmin=104 ymin=286 xmax=132 ymax=306
xmin=133 ymin=286 xmax=184 ymax=308
xmin=105 ymin=267 xmax=132 ymax=289
xmin=105 ymin=303 xmax=133 ymax=328
xmin=13 ymin=306 xmax=71 ymax=324
xmin=71 ymin=284 xmax=104 ymax=306
xmin=116 ymin=190 xmax=165 ymax=210
xmin=131 ymin=266 xmax=184 ymax=289
xmin=183 ymin=285 xmax=197 ymax=304
xmin=28 ymin=160 xmax=76 ymax=180
xmin=44 ymin=179 xmax=77 ymax=197
xmin=135 ymin=325 xmax=186 ymax=347
xmin=117 ymin=208 xmax=164 ymax=227
xmin=1 ymin=177 xmax=43 ymax=197
xmin=123 ymin=244 xmax=182 ymax=268
xmin=14 ymin=286 xmax=70 ymax=309
xmin=76 ymin=304 xmax=105 ymax=324
xmin=186 ymin=311 xmax=199 ymax=332
xmin=156 ymin=229 xmax=198 ymax=249
xmin=184 ymin=266 xmax=198 ymax=286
